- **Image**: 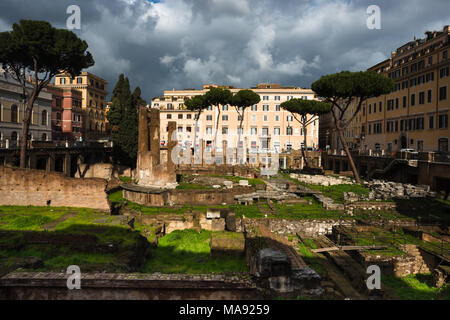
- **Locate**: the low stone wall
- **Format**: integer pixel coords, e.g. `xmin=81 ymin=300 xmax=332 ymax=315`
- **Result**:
xmin=0 ymin=166 xmax=110 ymax=211
xmin=167 ymin=187 xmax=253 ymax=206
xmin=0 ymin=272 xmax=261 ymax=300
xmin=349 ymin=251 xmax=417 ymax=277
xmin=122 ymin=184 xmax=253 ymax=206
xmin=75 ymin=163 xmax=132 ymax=180
xmin=176 ymin=165 xmax=256 ymax=178
xmin=242 ymin=218 xmax=355 ymax=237
xmin=345 ymin=202 xmax=397 ymax=211
xmin=135 ymin=212 xmax=228 ymax=234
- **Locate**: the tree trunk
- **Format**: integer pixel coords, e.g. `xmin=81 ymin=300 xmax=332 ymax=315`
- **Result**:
xmin=214 ymin=106 xmax=220 ymax=156
xmin=19 ymin=95 xmax=36 ymax=168
xmin=235 ymin=110 xmax=244 ymax=164
xmin=302 ymin=125 xmax=310 ymax=168
xmin=336 ymin=127 xmax=361 ymax=184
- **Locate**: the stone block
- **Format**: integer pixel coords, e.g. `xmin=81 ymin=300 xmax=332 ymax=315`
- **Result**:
xmin=239 ymin=180 xmax=249 ymax=186
xmin=257 ymin=248 xmax=291 ymax=278
xmin=206 ymin=208 xmax=221 ymax=219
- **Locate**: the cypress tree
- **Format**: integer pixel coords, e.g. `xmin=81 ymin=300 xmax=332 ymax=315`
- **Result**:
xmin=107 ymin=74 xmax=146 ymax=167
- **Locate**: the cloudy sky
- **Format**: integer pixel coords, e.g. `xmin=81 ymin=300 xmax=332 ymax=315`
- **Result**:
xmin=0 ymin=0 xmax=449 ymax=102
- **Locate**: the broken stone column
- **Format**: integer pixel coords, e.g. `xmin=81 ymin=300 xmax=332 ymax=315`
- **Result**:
xmin=167 ymin=121 xmax=177 ymax=172
xmin=149 ymin=108 xmax=160 ymax=167
xmin=135 ymin=106 xmax=177 ymax=188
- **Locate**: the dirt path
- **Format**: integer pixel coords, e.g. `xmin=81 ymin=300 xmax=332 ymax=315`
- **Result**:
xmin=41 ymin=211 xmax=78 ymax=231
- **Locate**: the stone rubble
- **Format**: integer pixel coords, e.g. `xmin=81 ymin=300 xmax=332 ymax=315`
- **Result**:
xmin=363 ymin=180 xmax=437 ymax=200
xmin=289 ymin=173 xmax=353 ymax=186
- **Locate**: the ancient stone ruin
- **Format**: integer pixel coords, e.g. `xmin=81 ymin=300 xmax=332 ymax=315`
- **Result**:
xmin=134 ymin=106 xmax=177 ymax=189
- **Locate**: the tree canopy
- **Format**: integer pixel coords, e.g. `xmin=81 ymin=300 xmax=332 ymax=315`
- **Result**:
xmin=204 ymin=87 xmax=233 ymax=107
xmin=107 ymin=74 xmax=145 ymax=167
xmin=185 ymin=94 xmax=208 ymax=120
xmin=281 ymin=99 xmax=331 ymax=118
xmin=281 ymin=99 xmax=331 ymax=167
xmin=311 ymin=70 xmax=395 ymax=183
xmin=231 ymin=89 xmax=261 ymax=110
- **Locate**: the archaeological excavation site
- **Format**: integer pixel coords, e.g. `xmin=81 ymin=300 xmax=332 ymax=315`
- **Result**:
xmin=0 ymin=105 xmax=448 ymax=301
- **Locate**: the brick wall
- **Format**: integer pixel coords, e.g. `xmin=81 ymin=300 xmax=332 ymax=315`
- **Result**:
xmin=0 ymin=166 xmax=110 ymax=211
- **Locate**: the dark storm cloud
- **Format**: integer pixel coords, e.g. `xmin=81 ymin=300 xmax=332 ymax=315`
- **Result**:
xmin=0 ymin=0 xmax=449 ymax=102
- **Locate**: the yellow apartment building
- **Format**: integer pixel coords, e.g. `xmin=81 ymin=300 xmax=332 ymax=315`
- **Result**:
xmin=54 ymin=72 xmax=108 ymax=141
xmin=340 ymin=26 xmax=450 ymax=153
xmin=151 ymin=84 xmax=320 ymax=165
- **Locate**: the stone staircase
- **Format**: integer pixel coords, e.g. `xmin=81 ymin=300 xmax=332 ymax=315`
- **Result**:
xmin=404 ymin=244 xmax=430 ymax=274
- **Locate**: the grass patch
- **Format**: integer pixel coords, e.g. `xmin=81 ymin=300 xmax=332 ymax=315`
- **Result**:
xmin=141 ymin=229 xmax=247 ymax=274
xmin=119 ymin=176 xmax=133 ymax=183
xmin=176 ymin=183 xmax=212 ymax=190
xmin=382 ymin=274 xmax=450 ymax=300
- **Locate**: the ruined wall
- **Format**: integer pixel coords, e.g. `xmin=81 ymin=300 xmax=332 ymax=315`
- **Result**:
xmin=0 ymin=166 xmax=110 ymax=211
xmin=240 ymin=218 xmax=356 ymax=237
xmin=0 ymin=272 xmax=261 ymax=300
xmin=167 ymin=187 xmax=253 ymax=206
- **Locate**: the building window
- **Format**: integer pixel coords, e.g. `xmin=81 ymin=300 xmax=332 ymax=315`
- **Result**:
xmin=11 ymin=105 xmax=18 ymax=123
xmin=77 ymin=77 xmax=82 ymax=84
xmin=395 ymin=98 xmax=399 ymax=109
xmin=178 ymin=114 xmax=183 ymax=119
xmin=274 ymin=96 xmax=280 ymax=101
xmin=429 ymin=116 xmax=434 ymax=129
xmin=287 ymin=115 xmax=293 ymax=122
xmin=263 ymin=115 xmax=268 ymax=121
xmin=440 ymin=67 xmax=449 ymax=78
xmin=411 ymin=94 xmax=416 ymax=106
xmin=251 ymin=127 xmax=257 ymax=135
xmin=207 ymin=106 xmax=212 ymax=111
xmin=206 ymin=127 xmax=212 ymax=134
xmin=409 ymin=118 xmax=415 ymax=131
xmin=41 ymin=133 xmax=47 ymax=141
xmin=275 ymin=115 xmax=279 ymax=121
xmin=252 ymin=114 xmax=256 ymax=122
xmin=263 ymin=96 xmax=269 ymax=100
xmin=167 ymin=114 xmax=172 ymax=119
xmin=379 ymin=102 xmax=382 ymax=112
xmin=206 ymin=115 xmax=213 ymax=121
xmin=186 ymin=126 xmax=191 ymax=133
xmin=438 ymin=138 xmax=448 ymax=152
xmin=177 ymin=126 xmax=183 ymax=133
xmin=60 ymin=78 xmax=66 ymax=85
xmin=416 ymin=117 xmax=424 ymax=130
xmin=403 ymin=96 xmax=407 ymax=108
xmin=187 ymin=114 xmax=192 ymax=119
xmin=427 ymin=90 xmax=432 ymax=103
xmin=275 ymin=105 xmax=280 ymax=111
xmin=440 ymin=86 xmax=447 ymax=100
xmin=273 ymin=127 xmax=280 ymax=135
xmin=263 ymin=105 xmax=269 ymax=111
xmin=419 ymin=92 xmax=425 ymax=105
xmin=286 ymin=126 xmax=293 ymax=135
xmin=438 ymin=114 xmax=448 ymax=129
xmin=222 ymin=115 xmax=228 ymax=121
xmin=222 ymin=127 xmax=228 ymax=134
xmin=251 ymin=105 xmax=257 ymax=111
xmin=443 ymin=50 xmax=448 ymax=61
xmin=222 ymin=104 xmax=228 ymax=111
xmin=41 ymin=110 xmax=48 ymax=126
xmin=167 ymin=103 xmax=173 ymax=110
